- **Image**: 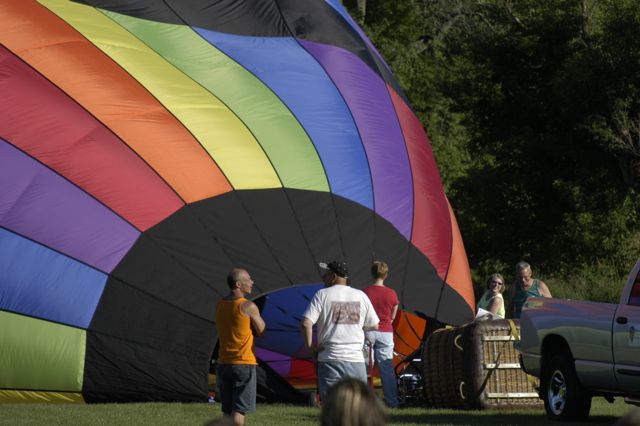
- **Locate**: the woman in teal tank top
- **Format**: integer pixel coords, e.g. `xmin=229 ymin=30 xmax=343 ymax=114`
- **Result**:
xmin=509 ymin=261 xmax=552 ymax=318
xmin=477 ymin=273 xmax=506 ymax=319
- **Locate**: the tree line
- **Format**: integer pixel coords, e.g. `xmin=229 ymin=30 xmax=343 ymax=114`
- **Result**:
xmin=345 ymin=0 xmax=640 ymax=301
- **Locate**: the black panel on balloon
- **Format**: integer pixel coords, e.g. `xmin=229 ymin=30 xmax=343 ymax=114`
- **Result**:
xmin=230 ymin=190 xmax=319 ymax=286
xmin=74 ymin=0 xmax=289 ymax=35
xmin=188 ymin=192 xmax=275 ymax=293
xmin=84 ymin=332 xmax=209 ymax=402
xmin=403 ymin=245 xmax=442 ymax=316
xmin=85 ymin=278 xmax=213 ymax=402
xmin=332 ymin=195 xmax=375 ymax=287
xmin=285 ymin=188 xmax=343 ymax=266
xmin=373 ymin=214 xmax=412 ymax=292
xmin=435 ymin=284 xmax=475 ymax=326
xmin=110 ymin=233 xmax=221 ymax=320
xmin=86 ymin=188 xmax=467 ymax=401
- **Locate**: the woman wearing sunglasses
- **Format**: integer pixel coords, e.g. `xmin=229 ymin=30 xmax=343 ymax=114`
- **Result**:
xmin=476 ymin=273 xmax=506 ymax=319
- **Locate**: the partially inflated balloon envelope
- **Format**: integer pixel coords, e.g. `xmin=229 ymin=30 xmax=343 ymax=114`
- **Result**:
xmin=0 ymin=0 xmax=474 ymax=403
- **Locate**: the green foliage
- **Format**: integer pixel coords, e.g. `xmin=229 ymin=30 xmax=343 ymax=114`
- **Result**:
xmin=356 ymin=0 xmax=640 ymax=302
xmin=548 ymin=260 xmax=629 ymax=303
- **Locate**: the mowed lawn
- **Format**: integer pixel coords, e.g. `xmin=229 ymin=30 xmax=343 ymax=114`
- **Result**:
xmin=0 ymin=397 xmax=636 ymax=426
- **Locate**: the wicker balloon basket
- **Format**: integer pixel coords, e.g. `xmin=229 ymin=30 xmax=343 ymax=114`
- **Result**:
xmin=422 ymin=319 xmax=542 ymax=409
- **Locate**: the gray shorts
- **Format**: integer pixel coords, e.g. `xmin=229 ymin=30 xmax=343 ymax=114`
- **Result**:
xmin=317 ymin=361 xmax=367 ymax=400
xmin=216 ymin=364 xmax=256 ymax=415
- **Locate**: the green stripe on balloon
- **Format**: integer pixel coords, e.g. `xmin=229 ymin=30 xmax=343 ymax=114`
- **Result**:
xmin=0 ymin=311 xmax=85 ymax=392
xmin=102 ymin=9 xmax=330 ymax=193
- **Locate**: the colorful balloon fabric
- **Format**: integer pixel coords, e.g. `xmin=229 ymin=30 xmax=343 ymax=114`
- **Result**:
xmin=253 ymin=285 xmax=428 ymax=393
xmin=0 ymin=0 xmax=474 ymax=403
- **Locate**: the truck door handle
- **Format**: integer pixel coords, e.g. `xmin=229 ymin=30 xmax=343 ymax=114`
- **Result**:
xmin=616 ymin=316 xmax=628 ymax=324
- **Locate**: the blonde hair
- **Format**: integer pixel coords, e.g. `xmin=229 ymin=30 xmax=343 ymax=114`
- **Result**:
xmin=321 ymin=378 xmax=386 ymax=426
xmin=486 ymin=273 xmax=505 ymax=293
xmin=371 ymin=261 xmax=389 ymax=280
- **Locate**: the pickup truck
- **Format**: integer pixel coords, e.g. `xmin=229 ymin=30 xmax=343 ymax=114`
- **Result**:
xmin=518 ymin=260 xmax=640 ymax=420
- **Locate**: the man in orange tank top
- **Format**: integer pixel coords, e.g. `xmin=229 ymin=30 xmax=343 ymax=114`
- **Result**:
xmin=215 ymin=268 xmax=266 ymax=426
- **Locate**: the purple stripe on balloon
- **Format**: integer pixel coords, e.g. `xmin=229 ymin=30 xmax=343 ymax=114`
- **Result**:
xmin=300 ymin=40 xmax=413 ymax=239
xmin=0 ymin=139 xmax=139 ymax=272
xmin=255 ymin=347 xmax=292 ymax=378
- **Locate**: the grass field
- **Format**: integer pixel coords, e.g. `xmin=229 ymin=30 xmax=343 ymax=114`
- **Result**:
xmin=0 ymin=397 xmax=636 ymax=426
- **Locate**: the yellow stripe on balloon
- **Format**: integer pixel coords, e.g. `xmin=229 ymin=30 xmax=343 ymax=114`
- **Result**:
xmin=0 ymin=390 xmax=85 ymax=404
xmin=39 ymin=0 xmax=282 ymax=190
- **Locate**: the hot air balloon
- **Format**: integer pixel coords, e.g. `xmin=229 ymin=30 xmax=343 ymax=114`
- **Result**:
xmin=0 ymin=0 xmax=474 ymax=403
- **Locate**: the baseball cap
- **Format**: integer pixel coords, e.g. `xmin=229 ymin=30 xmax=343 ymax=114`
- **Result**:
xmin=319 ymin=260 xmax=349 ymax=278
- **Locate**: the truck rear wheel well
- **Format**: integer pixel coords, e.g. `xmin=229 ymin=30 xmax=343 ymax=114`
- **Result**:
xmin=541 ymin=335 xmax=572 ymax=369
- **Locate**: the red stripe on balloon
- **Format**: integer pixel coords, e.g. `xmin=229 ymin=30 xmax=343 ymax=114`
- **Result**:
xmin=287 ymin=359 xmax=317 ymax=388
xmin=0 ymin=45 xmax=183 ymax=231
xmin=387 ymin=86 xmax=452 ymax=280
xmin=0 ymin=1 xmax=232 ymax=204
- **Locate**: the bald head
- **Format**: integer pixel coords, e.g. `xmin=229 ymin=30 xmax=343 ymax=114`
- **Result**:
xmin=227 ymin=268 xmax=247 ymax=289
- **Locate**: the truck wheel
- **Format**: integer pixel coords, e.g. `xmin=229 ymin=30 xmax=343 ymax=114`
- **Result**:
xmin=541 ymin=354 xmax=591 ymax=421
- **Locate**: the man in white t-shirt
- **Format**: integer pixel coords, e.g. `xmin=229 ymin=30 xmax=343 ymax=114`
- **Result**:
xmin=301 ymin=260 xmax=379 ymax=400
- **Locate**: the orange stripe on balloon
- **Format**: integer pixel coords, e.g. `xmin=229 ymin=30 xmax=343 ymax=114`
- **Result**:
xmin=392 ymin=310 xmax=426 ymax=368
xmin=0 ymin=1 xmax=232 ymax=203
xmin=444 ymin=199 xmax=475 ymax=313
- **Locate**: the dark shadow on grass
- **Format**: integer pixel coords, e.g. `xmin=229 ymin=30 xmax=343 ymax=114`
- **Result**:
xmin=389 ymin=412 xmax=620 ymax=425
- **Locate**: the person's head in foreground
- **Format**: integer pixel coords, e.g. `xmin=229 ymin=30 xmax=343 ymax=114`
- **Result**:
xmin=615 ymin=408 xmax=640 ymax=426
xmin=321 ymin=378 xmax=387 ymax=426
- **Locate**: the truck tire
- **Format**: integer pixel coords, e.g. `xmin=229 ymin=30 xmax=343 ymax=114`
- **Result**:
xmin=541 ymin=354 xmax=591 ymax=421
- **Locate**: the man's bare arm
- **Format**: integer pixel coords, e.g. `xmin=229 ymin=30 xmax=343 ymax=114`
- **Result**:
xmin=301 ymin=317 xmax=316 ymax=354
xmin=241 ymin=301 xmax=266 ymax=336
xmin=539 ymin=281 xmax=552 ymax=298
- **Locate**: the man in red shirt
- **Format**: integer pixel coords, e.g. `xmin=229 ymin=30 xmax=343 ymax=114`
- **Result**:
xmin=363 ymin=261 xmax=399 ymax=408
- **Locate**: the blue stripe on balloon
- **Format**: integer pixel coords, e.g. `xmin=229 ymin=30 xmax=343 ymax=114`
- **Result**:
xmin=194 ymin=30 xmax=373 ymax=209
xmin=0 ymin=228 xmax=106 ymax=329
xmin=256 ymin=284 xmax=322 ymax=357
